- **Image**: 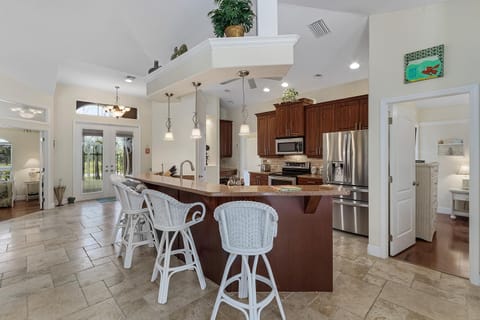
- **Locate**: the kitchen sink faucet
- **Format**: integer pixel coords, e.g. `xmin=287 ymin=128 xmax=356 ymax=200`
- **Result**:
xmin=180 ymin=160 xmax=195 ymax=179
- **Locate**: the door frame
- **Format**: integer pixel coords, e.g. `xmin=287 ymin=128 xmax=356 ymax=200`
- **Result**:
xmin=377 ymin=84 xmax=479 ymax=285
xmin=73 ymin=121 xmax=141 ymax=201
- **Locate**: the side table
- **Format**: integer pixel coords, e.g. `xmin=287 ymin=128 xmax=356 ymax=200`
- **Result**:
xmin=25 ymin=180 xmax=40 ymax=201
xmin=449 ymin=188 xmax=469 ymax=219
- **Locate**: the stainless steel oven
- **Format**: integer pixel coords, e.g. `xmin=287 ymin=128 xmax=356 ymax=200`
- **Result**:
xmin=275 ymin=137 xmax=304 ymax=155
xmin=268 ymin=175 xmax=297 ymax=185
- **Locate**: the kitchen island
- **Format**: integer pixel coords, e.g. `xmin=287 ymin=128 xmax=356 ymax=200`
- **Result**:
xmin=132 ymin=173 xmax=349 ymax=292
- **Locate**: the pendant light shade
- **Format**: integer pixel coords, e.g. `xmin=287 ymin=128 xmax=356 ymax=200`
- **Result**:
xmin=238 ymin=70 xmax=250 ymax=136
xmin=191 ymin=82 xmax=202 ymax=139
xmin=164 ymin=93 xmax=174 ymax=141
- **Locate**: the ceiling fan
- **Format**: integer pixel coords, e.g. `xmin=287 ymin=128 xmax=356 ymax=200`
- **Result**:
xmin=220 ymin=71 xmax=283 ymax=89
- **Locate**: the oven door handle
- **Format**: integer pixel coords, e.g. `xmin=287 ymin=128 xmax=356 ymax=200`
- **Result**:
xmin=348 ymin=187 xmax=369 ymax=193
xmin=333 ymin=199 xmax=369 ymax=208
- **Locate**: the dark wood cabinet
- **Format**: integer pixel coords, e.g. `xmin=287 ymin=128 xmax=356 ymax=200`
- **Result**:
xmin=334 ymin=95 xmax=369 ymax=131
xmin=297 ymin=177 xmax=323 ymax=185
xmin=305 ymin=95 xmax=367 ymax=158
xmin=219 ymin=120 xmax=232 ymax=158
xmin=274 ymin=100 xmax=310 ymax=138
xmin=256 ymin=111 xmax=277 ymax=157
xmin=249 ymin=172 xmax=269 ymax=186
xmin=305 ymin=103 xmax=335 ymax=158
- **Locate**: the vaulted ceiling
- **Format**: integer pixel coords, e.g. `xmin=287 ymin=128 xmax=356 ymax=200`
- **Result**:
xmin=0 ymin=0 xmax=447 ymax=104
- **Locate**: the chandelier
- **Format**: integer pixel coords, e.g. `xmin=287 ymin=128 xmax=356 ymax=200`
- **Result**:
xmin=10 ymin=106 xmax=44 ymax=119
xmin=105 ymin=86 xmax=130 ymax=118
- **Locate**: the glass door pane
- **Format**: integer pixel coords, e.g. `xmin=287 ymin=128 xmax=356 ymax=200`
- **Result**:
xmin=82 ymin=129 xmax=104 ymax=193
xmin=115 ymin=132 xmax=133 ymax=176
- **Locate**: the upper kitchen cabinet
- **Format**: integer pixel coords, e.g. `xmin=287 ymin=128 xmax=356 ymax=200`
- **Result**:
xmin=256 ymin=111 xmax=277 ymax=157
xmin=274 ymin=99 xmax=312 ymax=138
xmin=334 ymin=95 xmax=369 ymax=131
xmin=305 ymin=103 xmax=335 ymax=158
xmin=219 ymin=120 xmax=232 ymax=158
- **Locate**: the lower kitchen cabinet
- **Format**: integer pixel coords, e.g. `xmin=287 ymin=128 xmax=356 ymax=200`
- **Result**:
xmin=249 ymin=172 xmax=269 ymax=186
xmin=297 ymin=177 xmax=323 ymax=185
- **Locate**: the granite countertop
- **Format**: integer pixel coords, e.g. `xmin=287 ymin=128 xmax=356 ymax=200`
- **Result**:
xmin=132 ymin=173 xmax=348 ymax=198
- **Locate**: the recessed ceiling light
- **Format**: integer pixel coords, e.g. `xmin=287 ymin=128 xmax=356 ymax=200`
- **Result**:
xmin=349 ymin=62 xmax=360 ymax=70
xmin=281 ymin=82 xmax=289 ymax=88
xmin=263 ymin=87 xmax=270 ymax=93
xmin=314 ymin=73 xmax=323 ymax=78
xmin=125 ymin=75 xmax=136 ymax=83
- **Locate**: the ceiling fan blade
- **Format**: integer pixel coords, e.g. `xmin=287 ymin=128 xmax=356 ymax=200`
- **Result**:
xmin=248 ymin=78 xmax=257 ymax=89
xmin=220 ymin=78 xmax=238 ymax=85
xmin=262 ymin=76 xmax=283 ymax=81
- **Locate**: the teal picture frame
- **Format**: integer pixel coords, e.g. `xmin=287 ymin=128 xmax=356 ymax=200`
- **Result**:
xmin=404 ymin=44 xmax=444 ymax=83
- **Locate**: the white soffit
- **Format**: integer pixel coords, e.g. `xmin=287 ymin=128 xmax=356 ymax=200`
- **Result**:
xmin=146 ymin=35 xmax=299 ymax=102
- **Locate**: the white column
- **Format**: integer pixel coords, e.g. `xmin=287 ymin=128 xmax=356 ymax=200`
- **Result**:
xmin=256 ymin=0 xmax=278 ymax=36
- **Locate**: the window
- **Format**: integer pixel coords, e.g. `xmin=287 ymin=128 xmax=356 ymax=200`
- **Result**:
xmin=0 ymin=141 xmax=12 ymax=181
xmin=76 ymin=101 xmax=138 ymax=119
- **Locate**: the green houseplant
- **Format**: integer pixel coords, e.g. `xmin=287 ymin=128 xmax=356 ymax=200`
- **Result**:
xmin=208 ymin=0 xmax=255 ymax=37
xmin=281 ymin=88 xmax=299 ymax=103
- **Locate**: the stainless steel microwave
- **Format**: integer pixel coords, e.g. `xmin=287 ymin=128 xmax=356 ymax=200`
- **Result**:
xmin=275 ymin=137 xmax=304 ymax=155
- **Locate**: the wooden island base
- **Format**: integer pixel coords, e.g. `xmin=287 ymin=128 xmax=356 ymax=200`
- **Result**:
xmin=137 ymin=176 xmax=340 ymax=292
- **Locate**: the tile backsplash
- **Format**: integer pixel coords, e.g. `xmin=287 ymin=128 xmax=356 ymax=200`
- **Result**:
xmin=261 ymin=155 xmax=323 ymax=173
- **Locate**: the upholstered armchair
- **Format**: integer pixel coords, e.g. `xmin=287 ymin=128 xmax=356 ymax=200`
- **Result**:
xmin=0 ymin=180 xmax=14 ymax=208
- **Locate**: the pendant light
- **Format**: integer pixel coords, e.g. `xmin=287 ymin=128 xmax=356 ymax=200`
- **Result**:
xmin=191 ymin=82 xmax=202 ymax=139
xmin=238 ymin=70 xmax=250 ymax=136
xmin=164 ymin=93 xmax=174 ymax=141
xmin=105 ymin=86 xmax=130 ymax=118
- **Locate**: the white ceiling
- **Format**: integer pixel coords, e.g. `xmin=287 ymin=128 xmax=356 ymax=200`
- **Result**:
xmin=0 ymin=0 xmax=447 ymax=104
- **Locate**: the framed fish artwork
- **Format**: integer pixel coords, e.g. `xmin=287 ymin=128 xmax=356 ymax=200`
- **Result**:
xmin=404 ymin=44 xmax=444 ymax=83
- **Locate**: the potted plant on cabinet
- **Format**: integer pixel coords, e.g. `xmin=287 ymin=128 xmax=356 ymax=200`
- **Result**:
xmin=208 ymin=0 xmax=255 ymax=37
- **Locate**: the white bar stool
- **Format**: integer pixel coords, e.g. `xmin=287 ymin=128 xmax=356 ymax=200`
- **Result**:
xmin=211 ymin=201 xmax=286 ymax=320
xmin=143 ymin=189 xmax=207 ymax=304
xmin=115 ymin=182 xmax=158 ymax=268
xmin=110 ymin=174 xmax=126 ymax=245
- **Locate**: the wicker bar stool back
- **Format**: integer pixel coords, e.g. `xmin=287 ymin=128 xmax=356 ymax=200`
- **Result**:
xmin=110 ymin=174 xmax=126 ymax=244
xmin=114 ymin=182 xmax=158 ymax=268
xmin=211 ymin=201 xmax=285 ymax=320
xmin=143 ymin=189 xmax=207 ymax=304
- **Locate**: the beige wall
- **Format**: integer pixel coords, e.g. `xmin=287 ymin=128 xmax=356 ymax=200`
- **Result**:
xmin=0 ymin=128 xmax=40 ymax=199
xmin=369 ymin=0 xmax=480 ymax=251
xmin=54 ymin=84 xmax=152 ymax=197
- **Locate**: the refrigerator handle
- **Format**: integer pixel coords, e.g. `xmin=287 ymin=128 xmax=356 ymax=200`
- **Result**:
xmin=345 ymin=133 xmax=352 ymax=184
xmin=325 ymin=161 xmax=331 ymax=182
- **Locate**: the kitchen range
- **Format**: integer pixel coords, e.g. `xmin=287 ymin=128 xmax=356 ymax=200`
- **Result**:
xmin=268 ymin=161 xmax=311 ymax=185
xmin=323 ymin=130 xmax=369 ymax=236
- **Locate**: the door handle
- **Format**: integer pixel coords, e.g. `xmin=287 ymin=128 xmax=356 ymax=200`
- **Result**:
xmin=413 ymin=181 xmax=419 ymax=186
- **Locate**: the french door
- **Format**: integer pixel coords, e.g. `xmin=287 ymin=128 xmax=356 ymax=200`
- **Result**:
xmin=74 ymin=122 xmax=140 ymax=201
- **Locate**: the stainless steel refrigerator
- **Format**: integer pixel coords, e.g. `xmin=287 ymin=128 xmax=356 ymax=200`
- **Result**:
xmin=323 ymin=130 xmax=369 ymax=236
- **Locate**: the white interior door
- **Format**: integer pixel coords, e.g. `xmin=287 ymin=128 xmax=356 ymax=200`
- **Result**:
xmin=74 ymin=123 xmax=140 ymax=201
xmin=389 ymin=105 xmax=417 ymax=256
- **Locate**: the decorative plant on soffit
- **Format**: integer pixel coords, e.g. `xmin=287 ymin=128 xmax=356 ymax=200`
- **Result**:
xmin=208 ymin=0 xmax=255 ymax=37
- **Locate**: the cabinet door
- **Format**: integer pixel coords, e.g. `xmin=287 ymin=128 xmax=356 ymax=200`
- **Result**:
xmin=266 ymin=113 xmax=277 ymax=156
xmin=305 ymin=107 xmax=320 ymax=157
xmin=257 ymin=116 xmax=268 ymax=157
xmin=297 ymin=177 xmax=322 ymax=185
xmin=275 ymin=105 xmax=289 ymax=138
xmin=358 ymin=96 xmax=368 ymax=129
xmin=219 ymin=120 xmax=232 ymax=158
xmin=289 ymin=103 xmax=305 ymax=137
xmin=334 ymin=100 xmax=360 ymax=131
xmin=250 ymin=173 xmax=268 ymax=186
xmin=318 ymin=104 xmax=335 ymax=158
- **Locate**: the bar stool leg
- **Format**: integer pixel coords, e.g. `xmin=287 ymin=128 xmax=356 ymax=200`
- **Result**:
xmin=124 ymin=216 xmax=139 ymax=268
xmin=151 ymin=232 xmax=166 ymax=282
xmin=211 ymin=254 xmax=237 ymax=320
xmin=239 ymin=262 xmax=248 ymax=299
xmin=185 ymin=228 xmax=206 ymax=289
xmin=181 ymin=230 xmax=193 ymax=266
xmin=157 ymin=231 xmax=179 ymax=304
xmin=262 ymin=254 xmax=286 ymax=320
xmin=243 ymin=255 xmax=257 ymax=320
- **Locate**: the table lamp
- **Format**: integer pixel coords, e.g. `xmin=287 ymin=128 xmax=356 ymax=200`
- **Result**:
xmin=24 ymin=158 xmax=40 ymax=181
xmin=457 ymin=165 xmax=469 ymax=190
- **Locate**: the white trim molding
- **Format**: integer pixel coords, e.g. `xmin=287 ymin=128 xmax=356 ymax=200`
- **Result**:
xmin=377 ymin=84 xmax=480 ymax=286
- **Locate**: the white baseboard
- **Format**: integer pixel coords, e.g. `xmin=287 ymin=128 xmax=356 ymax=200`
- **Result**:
xmin=437 ymin=207 xmax=452 ymax=214
xmin=368 ymin=243 xmax=388 ymax=259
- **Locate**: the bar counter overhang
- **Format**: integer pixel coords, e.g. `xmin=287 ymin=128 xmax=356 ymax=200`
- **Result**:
xmin=131 ymin=173 xmax=349 ymax=292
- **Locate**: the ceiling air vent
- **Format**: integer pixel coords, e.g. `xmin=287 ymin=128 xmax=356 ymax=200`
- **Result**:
xmin=308 ymin=19 xmax=331 ymax=37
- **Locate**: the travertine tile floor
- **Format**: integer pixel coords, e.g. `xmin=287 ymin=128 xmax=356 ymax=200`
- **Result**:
xmin=0 ymin=200 xmax=478 ymax=319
